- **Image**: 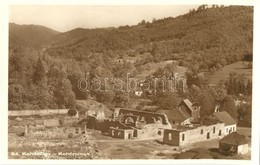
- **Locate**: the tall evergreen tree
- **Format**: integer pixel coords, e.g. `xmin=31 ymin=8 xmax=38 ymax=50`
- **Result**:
xmin=33 ymin=57 xmax=46 ymax=86
xmin=220 ymin=95 xmax=237 ymax=120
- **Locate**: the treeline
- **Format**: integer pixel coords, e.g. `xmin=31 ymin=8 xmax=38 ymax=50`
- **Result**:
xmin=47 ymin=6 xmax=253 ymax=73
xmin=9 ymin=47 xmax=76 ymax=110
xmin=8 ymin=45 xmax=140 ymax=110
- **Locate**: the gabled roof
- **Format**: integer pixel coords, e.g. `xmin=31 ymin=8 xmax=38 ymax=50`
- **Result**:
xmin=213 ymin=111 xmax=237 ymax=126
xmin=192 ymin=102 xmax=200 ymax=106
xmin=157 ymin=109 xmax=189 ymax=122
xmin=219 ymin=132 xmax=248 ymax=145
xmin=179 ymin=99 xmax=193 ymax=112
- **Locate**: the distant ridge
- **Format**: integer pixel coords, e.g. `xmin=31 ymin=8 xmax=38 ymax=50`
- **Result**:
xmin=9 ymin=23 xmax=60 ymax=49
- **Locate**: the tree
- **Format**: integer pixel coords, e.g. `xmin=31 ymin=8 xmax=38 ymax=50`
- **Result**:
xmin=138 ymin=19 xmax=146 ymax=25
xmin=112 ymin=91 xmax=129 ymax=108
xmin=48 ymin=65 xmax=76 ymax=108
xmin=188 ymin=84 xmax=201 ymax=102
xmin=33 ymin=57 xmax=47 ymax=86
xmin=8 ymin=84 xmax=26 ymax=110
xmin=152 ymin=92 xmax=181 ymax=110
xmin=226 ymin=73 xmax=250 ymax=96
xmin=68 ymin=108 xmax=77 ymax=116
xmin=220 ymin=96 xmax=237 ymax=120
xmin=237 ymin=103 xmax=252 ymax=127
xmin=28 ymin=84 xmax=56 ymax=109
xmin=96 ymin=90 xmax=115 ymax=105
xmin=198 ymin=90 xmax=216 ymax=119
xmin=209 ymin=80 xmax=227 ymax=102
xmin=186 ymin=70 xmax=205 ymax=88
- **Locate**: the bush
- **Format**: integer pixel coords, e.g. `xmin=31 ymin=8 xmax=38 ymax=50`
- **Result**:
xmin=68 ymin=108 xmax=77 ymax=116
xmin=68 ymin=132 xmax=74 ymax=138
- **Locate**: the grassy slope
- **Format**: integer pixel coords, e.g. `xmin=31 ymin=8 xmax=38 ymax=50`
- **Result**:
xmin=136 ymin=60 xmax=187 ymax=79
xmin=208 ymin=61 xmax=252 ymax=84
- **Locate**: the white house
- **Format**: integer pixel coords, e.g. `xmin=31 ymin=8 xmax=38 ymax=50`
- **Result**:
xmin=213 ymin=111 xmax=237 ymax=135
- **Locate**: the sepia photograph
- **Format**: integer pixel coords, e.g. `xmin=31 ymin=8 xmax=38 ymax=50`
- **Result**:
xmin=0 ymin=1 xmax=259 ymax=164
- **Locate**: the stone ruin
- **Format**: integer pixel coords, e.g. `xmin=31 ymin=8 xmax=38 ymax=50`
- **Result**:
xmin=24 ymin=124 xmax=89 ymax=140
xmin=108 ymin=108 xmax=172 ymax=140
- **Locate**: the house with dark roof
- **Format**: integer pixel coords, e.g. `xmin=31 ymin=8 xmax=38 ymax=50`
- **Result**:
xmin=157 ymin=109 xmax=190 ymax=126
xmin=178 ymin=99 xmax=201 ymax=122
xmin=213 ymin=111 xmax=237 ymax=135
xmin=219 ymin=132 xmax=249 ymax=155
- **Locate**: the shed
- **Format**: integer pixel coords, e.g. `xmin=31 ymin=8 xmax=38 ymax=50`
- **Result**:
xmin=219 ymin=132 xmax=249 ymax=155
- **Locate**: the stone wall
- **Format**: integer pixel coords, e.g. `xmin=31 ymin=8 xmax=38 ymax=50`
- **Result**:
xmin=26 ymin=125 xmax=88 ymax=139
xmin=8 ymin=109 xmax=69 ymax=116
xmin=109 ymin=122 xmax=171 ymax=140
xmin=163 ymin=129 xmax=180 ymax=146
xmin=109 ymin=128 xmax=134 ymax=139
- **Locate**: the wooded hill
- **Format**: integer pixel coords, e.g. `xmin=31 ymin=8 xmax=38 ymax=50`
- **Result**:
xmin=9 ymin=23 xmax=60 ymax=49
xmin=46 ymin=5 xmax=253 ymax=70
xmin=8 ymin=5 xmax=253 ymax=112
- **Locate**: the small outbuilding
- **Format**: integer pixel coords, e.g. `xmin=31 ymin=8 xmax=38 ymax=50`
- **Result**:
xmin=219 ymin=132 xmax=249 ymax=155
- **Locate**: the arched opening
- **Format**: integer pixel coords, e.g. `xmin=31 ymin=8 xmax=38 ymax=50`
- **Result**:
xmin=125 ymin=117 xmax=134 ymax=124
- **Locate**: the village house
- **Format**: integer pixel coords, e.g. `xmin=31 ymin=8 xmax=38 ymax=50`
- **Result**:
xmin=163 ymin=122 xmax=225 ymax=146
xmin=178 ymin=99 xmax=201 ymax=123
xmin=219 ymin=132 xmax=249 ymax=155
xmin=213 ymin=111 xmax=237 ymax=135
xmin=134 ymin=87 xmax=143 ymax=97
xmin=157 ymin=99 xmax=200 ymax=126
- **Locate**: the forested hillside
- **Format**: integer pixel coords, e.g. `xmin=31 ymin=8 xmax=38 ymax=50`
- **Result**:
xmin=47 ymin=5 xmax=253 ymax=70
xmin=9 ymin=23 xmax=60 ymax=49
xmin=8 ymin=4 xmax=253 ymax=121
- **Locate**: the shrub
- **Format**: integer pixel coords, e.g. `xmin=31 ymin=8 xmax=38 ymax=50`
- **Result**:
xmin=68 ymin=132 xmax=74 ymax=138
xmin=68 ymin=108 xmax=77 ymax=116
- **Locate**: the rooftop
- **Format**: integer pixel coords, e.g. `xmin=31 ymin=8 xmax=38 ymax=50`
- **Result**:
xmin=213 ymin=111 xmax=237 ymax=126
xmin=180 ymin=99 xmax=193 ymax=111
xmin=219 ymin=132 xmax=248 ymax=145
xmin=157 ymin=109 xmax=189 ymax=122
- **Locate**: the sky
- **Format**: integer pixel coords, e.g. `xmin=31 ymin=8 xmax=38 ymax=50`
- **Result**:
xmin=9 ymin=5 xmax=199 ymax=32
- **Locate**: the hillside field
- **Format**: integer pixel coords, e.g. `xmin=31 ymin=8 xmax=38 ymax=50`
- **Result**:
xmin=208 ymin=61 xmax=252 ymax=84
